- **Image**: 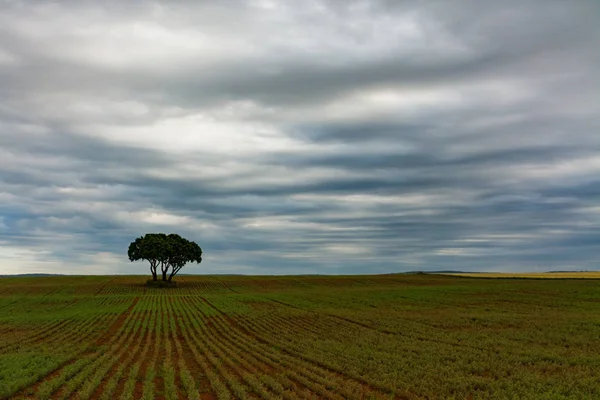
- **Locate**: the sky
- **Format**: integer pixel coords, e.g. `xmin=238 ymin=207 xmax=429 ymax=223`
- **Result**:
xmin=0 ymin=0 xmax=599 ymax=275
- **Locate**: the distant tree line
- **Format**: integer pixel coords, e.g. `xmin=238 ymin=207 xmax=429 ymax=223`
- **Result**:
xmin=128 ymin=233 xmax=202 ymax=282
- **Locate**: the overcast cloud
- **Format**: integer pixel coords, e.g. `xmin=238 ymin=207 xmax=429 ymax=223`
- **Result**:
xmin=1 ymin=0 xmax=599 ymax=275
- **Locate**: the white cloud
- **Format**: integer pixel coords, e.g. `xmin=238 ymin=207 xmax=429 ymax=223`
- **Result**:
xmin=0 ymin=0 xmax=598 ymax=274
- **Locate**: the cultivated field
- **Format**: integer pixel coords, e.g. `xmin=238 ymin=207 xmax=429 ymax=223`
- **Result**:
xmin=0 ymin=274 xmax=599 ymax=399
xmin=445 ymin=272 xmax=600 ymax=279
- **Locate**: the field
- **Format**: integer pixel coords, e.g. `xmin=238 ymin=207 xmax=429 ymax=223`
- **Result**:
xmin=445 ymin=272 xmax=600 ymax=279
xmin=0 ymin=274 xmax=599 ymax=400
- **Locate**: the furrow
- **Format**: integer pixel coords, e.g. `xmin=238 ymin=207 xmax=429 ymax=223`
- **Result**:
xmin=162 ymin=297 xmax=182 ymax=400
xmin=177 ymin=302 xmax=257 ymax=399
xmin=67 ymin=313 xmax=146 ymax=400
xmin=141 ymin=296 xmax=162 ymax=400
xmin=199 ymin=297 xmax=393 ymax=398
xmin=172 ymin=298 xmax=218 ymax=400
xmin=154 ymin=297 xmax=168 ymax=400
xmin=176 ymin=297 xmax=281 ymax=400
xmin=22 ymin=297 xmax=142 ymax=400
xmin=90 ymin=298 xmax=154 ymax=400
xmin=174 ymin=302 xmax=234 ymax=400
xmin=184 ymin=297 xmax=346 ymax=400
xmin=0 ymin=319 xmax=74 ymax=352
xmin=167 ymin=296 xmax=199 ymax=400
xmin=117 ymin=302 xmax=157 ymax=400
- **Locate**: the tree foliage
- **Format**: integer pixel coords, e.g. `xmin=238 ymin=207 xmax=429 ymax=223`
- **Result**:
xmin=127 ymin=233 xmax=202 ymax=282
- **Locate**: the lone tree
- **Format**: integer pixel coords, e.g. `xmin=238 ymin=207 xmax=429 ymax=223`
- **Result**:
xmin=128 ymin=233 xmax=202 ymax=282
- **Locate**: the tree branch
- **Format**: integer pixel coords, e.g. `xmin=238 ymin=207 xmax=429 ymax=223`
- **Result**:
xmin=168 ymin=265 xmax=184 ymax=281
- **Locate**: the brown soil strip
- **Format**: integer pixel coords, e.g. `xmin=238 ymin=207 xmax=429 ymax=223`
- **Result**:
xmin=187 ymin=298 xmax=322 ymax=399
xmin=9 ymin=356 xmax=83 ymax=400
xmin=199 ymin=297 xmax=395 ymax=398
xmin=164 ymin=299 xmax=185 ymax=400
xmin=250 ymin=315 xmax=396 ymax=399
xmin=269 ymin=299 xmax=383 ymax=332
xmin=202 ymin=316 xmax=277 ymax=375
xmin=0 ymin=319 xmax=71 ymax=351
xmin=176 ymin=297 xmax=230 ymax=400
xmin=9 ymin=297 xmax=141 ymax=400
xmin=54 ymin=299 xmax=143 ymax=399
xmin=221 ymin=281 xmax=241 ymax=294
xmin=270 ymin=298 xmax=493 ymax=354
xmin=174 ymin=298 xmax=218 ymax=399
xmin=131 ymin=317 xmax=157 ymax=400
xmin=136 ymin=305 xmax=161 ymax=400
xmin=93 ymin=277 xmax=117 ymax=296
xmin=201 ymin=313 xmax=325 ymax=398
xmin=96 ymin=297 xmax=140 ymax=346
xmin=88 ymin=310 xmax=147 ymax=399
xmin=176 ymin=298 xmax=224 ymax=400
xmin=0 ymin=299 xmax=23 ymax=311
xmin=154 ymin=299 xmax=168 ymax=400
xmin=266 ymin=313 xmax=328 ymax=338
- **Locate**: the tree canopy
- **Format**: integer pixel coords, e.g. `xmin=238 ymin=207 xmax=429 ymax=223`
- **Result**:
xmin=128 ymin=233 xmax=202 ymax=282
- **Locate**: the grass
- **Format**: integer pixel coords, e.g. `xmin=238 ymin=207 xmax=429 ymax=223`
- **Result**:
xmin=445 ymin=271 xmax=600 ymax=279
xmin=0 ymin=274 xmax=599 ymax=399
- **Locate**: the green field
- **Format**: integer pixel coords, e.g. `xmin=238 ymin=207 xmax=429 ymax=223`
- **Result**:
xmin=0 ymin=274 xmax=599 ymax=399
xmin=445 ymin=272 xmax=600 ymax=279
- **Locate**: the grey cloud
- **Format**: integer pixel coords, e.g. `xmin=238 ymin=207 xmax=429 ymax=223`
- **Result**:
xmin=0 ymin=0 xmax=598 ymax=274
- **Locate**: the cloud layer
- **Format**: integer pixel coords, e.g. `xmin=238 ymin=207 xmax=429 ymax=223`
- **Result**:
xmin=1 ymin=0 xmax=599 ymax=274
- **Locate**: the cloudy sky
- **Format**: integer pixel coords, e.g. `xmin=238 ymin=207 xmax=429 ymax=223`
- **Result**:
xmin=1 ymin=0 xmax=599 ymax=275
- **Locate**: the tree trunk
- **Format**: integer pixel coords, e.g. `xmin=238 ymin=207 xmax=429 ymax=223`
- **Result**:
xmin=168 ymin=266 xmax=183 ymax=282
xmin=150 ymin=261 xmax=158 ymax=281
xmin=167 ymin=269 xmax=177 ymax=282
xmin=160 ymin=261 xmax=168 ymax=281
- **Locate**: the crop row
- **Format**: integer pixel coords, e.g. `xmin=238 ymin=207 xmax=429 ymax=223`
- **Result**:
xmin=223 ymin=298 xmax=444 ymax=396
xmin=0 ymin=275 xmax=416 ymax=298
xmin=5 ymin=293 xmax=396 ymax=399
xmin=13 ymin=292 xmax=393 ymax=399
xmin=176 ymin=296 xmax=394 ymax=400
xmin=9 ymin=297 xmax=140 ymax=399
xmin=0 ymin=296 xmax=132 ymax=348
